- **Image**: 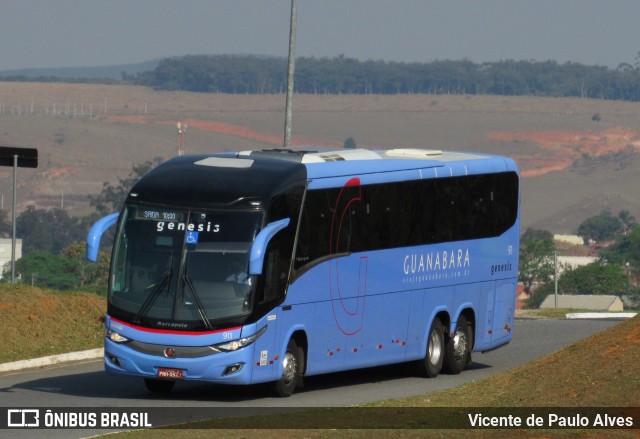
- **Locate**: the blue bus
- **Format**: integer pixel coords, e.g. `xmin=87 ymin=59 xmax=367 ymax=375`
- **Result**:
xmin=87 ymin=147 xmax=520 ymax=396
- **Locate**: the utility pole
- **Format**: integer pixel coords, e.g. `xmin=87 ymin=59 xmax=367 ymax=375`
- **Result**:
xmin=283 ymin=0 xmax=297 ymax=148
xmin=177 ymin=122 xmax=187 ymax=156
xmin=554 ymin=252 xmax=558 ymax=308
xmin=11 ymin=154 xmax=17 ymax=283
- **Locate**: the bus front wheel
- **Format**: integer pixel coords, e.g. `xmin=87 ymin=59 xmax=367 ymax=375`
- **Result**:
xmin=444 ymin=315 xmax=470 ymax=374
xmin=273 ymin=338 xmax=303 ymax=397
xmin=418 ymin=318 xmax=445 ymax=378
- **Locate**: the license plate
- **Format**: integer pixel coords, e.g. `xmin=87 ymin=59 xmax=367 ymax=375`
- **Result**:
xmin=157 ymin=368 xmax=183 ymax=379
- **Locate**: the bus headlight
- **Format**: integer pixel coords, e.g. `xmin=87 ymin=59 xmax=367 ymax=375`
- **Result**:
xmin=105 ymin=329 xmax=130 ymax=344
xmin=211 ymin=326 xmax=267 ymax=353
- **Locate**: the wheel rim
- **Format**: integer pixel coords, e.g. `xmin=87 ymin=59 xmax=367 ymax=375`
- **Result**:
xmin=452 ymin=328 xmax=468 ymax=363
xmin=428 ymin=329 xmax=442 ymax=366
xmin=281 ymin=350 xmax=297 ymax=385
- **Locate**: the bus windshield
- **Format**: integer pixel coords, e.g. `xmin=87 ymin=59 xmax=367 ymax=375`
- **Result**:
xmin=109 ymin=203 xmax=263 ymax=329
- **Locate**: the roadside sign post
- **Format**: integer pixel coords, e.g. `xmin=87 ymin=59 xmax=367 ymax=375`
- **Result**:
xmin=0 ymin=147 xmax=38 ymax=283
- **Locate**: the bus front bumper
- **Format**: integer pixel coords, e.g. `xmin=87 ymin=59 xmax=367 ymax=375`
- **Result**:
xmin=103 ymin=339 xmax=255 ymax=385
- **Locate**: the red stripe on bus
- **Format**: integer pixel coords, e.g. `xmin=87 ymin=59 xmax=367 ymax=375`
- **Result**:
xmin=110 ymin=317 xmax=241 ymax=336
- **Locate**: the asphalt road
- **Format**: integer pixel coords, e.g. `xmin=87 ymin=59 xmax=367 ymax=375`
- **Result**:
xmin=0 ymin=318 xmax=622 ymax=438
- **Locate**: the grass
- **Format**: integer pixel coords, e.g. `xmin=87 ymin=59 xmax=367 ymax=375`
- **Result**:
xmin=0 ymin=286 xmax=637 ymax=437
xmin=0 ymin=284 xmax=105 ymax=363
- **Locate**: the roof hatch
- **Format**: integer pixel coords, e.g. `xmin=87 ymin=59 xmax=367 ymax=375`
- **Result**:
xmin=385 ymin=148 xmax=443 ymax=158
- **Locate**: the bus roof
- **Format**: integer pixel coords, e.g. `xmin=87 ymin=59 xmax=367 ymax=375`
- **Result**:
xmin=128 ymin=153 xmax=307 ymax=208
xmin=129 ymin=148 xmax=517 ymax=208
xmin=239 ymin=147 xmax=518 ymax=180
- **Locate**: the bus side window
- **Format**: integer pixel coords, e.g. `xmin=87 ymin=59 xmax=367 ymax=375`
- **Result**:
xmin=112 ymin=233 xmax=128 ymax=292
xmin=263 ymin=242 xmax=284 ymax=303
xmin=366 ymin=185 xmax=392 ymax=249
xmin=262 ymin=185 xmax=303 ymax=303
xmin=417 ymin=180 xmax=437 ymax=245
xmin=293 ymin=189 xmax=332 ymax=271
xmin=434 ymin=180 xmax=456 ymax=242
xmin=261 ymin=228 xmax=297 ymax=304
xmin=491 ymin=173 xmax=519 ymax=234
xmin=467 ymin=175 xmax=488 ymax=239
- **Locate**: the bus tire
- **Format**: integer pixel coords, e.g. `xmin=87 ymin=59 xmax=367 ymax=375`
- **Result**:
xmin=273 ymin=338 xmax=302 ymax=397
xmin=144 ymin=378 xmax=175 ymax=394
xmin=418 ymin=318 xmax=445 ymax=378
xmin=444 ymin=315 xmax=470 ymax=374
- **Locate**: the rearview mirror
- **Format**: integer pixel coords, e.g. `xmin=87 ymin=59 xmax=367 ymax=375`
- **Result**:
xmin=249 ymin=218 xmax=290 ymax=275
xmin=86 ymin=213 xmax=119 ymax=262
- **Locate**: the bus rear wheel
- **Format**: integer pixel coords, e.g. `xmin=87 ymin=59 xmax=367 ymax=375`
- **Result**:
xmin=444 ymin=315 xmax=470 ymax=374
xmin=144 ymin=378 xmax=175 ymax=394
xmin=272 ymin=338 xmax=303 ymax=397
xmin=418 ymin=318 xmax=445 ymax=378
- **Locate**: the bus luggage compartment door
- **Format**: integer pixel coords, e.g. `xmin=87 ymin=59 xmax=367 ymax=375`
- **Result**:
xmin=483 ymin=281 xmax=515 ymax=348
xmin=491 ymin=281 xmax=515 ymax=345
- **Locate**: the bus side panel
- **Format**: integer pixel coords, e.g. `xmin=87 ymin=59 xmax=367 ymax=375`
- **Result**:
xmin=285 ymin=265 xmax=350 ymax=376
xmin=305 ymin=255 xmax=370 ymax=374
xmin=451 ymin=283 xmax=481 ymax=334
xmin=474 ymin=279 xmax=516 ymax=351
xmin=291 ymin=256 xmax=413 ymax=375
xmin=304 ymin=292 xmax=412 ymax=375
xmin=248 ymin=312 xmax=281 ymax=384
xmin=358 ymin=291 xmax=410 ymax=367
xmin=308 ymin=300 xmax=346 ymax=375
xmin=405 ymin=289 xmax=427 ymax=360
xmin=490 ymin=280 xmax=516 ymax=345
xmin=408 ymin=286 xmax=455 ymax=363
xmin=478 ymin=281 xmax=496 ymax=350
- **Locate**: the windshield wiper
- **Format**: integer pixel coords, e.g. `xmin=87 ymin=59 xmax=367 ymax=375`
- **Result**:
xmin=133 ymin=271 xmax=170 ymax=325
xmin=182 ymin=275 xmax=213 ymax=330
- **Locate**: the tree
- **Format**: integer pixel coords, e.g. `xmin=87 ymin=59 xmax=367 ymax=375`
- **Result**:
xmin=1 ymin=243 xmax=110 ymax=292
xmin=600 ymin=226 xmax=640 ymax=268
xmin=618 ymin=210 xmax=637 ymax=235
xmin=577 ymin=210 xmax=622 ymax=244
xmin=627 ymin=285 xmax=640 ymax=308
xmin=89 ymin=159 xmax=162 ymax=215
xmin=518 ymin=234 xmax=555 ymax=293
xmin=528 ymin=262 xmax=632 ymax=308
xmin=0 ymin=209 xmax=10 ymax=238
xmin=132 ymin=54 xmax=640 ymax=101
xmin=63 ymin=242 xmax=110 ymax=291
xmin=557 ymin=263 xmax=629 ymax=297
xmin=16 ymin=206 xmax=85 ymax=254
xmin=4 ymin=250 xmax=77 ymax=290
xmin=343 ymin=137 xmax=357 ymax=149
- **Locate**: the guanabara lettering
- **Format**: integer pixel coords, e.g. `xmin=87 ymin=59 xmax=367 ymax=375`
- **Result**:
xmin=403 ymin=248 xmax=471 ymax=275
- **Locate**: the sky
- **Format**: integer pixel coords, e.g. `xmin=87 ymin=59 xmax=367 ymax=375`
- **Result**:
xmin=0 ymin=0 xmax=638 ymax=71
